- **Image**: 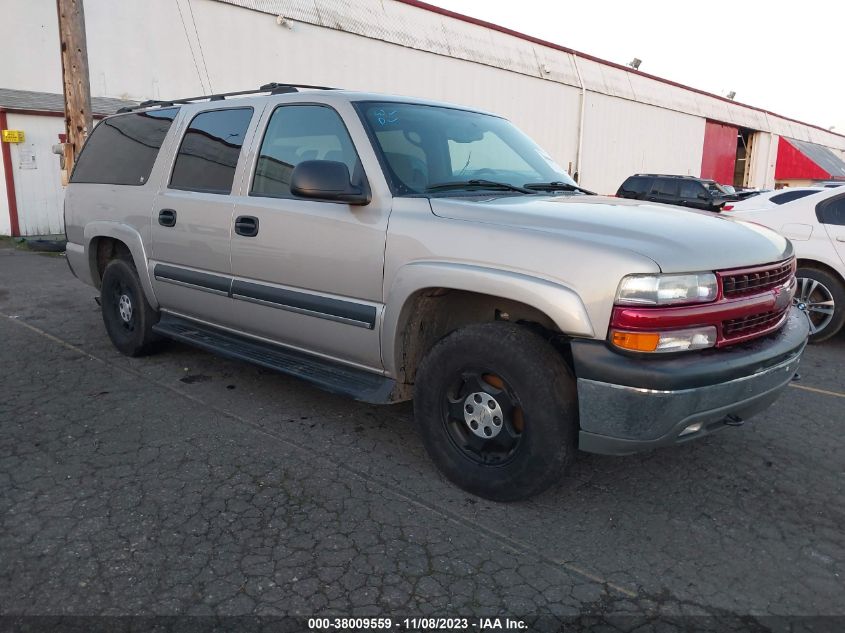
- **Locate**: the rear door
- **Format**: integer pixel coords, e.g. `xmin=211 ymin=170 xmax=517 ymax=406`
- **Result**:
xmin=149 ymin=106 xmax=259 ymax=327
xmin=230 ymin=102 xmax=389 ymax=370
xmin=649 ymin=178 xmax=680 ymax=205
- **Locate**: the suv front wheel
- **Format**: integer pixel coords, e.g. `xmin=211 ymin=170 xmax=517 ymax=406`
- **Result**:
xmin=414 ymin=322 xmax=578 ymax=501
xmin=100 ymin=258 xmax=161 ymax=356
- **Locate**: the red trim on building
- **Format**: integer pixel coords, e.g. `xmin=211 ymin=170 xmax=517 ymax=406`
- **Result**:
xmin=0 ymin=109 xmax=21 ymax=237
xmin=700 ymin=121 xmax=737 ymax=184
xmin=775 ymin=138 xmax=830 ymax=181
xmin=394 ymin=0 xmax=845 ymax=140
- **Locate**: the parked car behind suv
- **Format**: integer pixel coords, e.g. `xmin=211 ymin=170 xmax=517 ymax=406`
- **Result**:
xmin=617 ymin=174 xmax=735 ymax=211
xmin=65 ymin=84 xmax=808 ymax=500
xmin=728 ymin=186 xmax=845 ymax=342
xmin=722 ymin=187 xmax=824 ymax=212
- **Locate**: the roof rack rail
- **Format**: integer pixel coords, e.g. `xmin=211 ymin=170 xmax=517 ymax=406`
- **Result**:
xmin=633 ymin=173 xmax=700 ymax=179
xmin=115 ymin=82 xmax=339 ymax=113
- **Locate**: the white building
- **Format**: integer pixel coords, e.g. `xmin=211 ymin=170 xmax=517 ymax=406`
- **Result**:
xmin=2 ymin=0 xmax=844 ymax=236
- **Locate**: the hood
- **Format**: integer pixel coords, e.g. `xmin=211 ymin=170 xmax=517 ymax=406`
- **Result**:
xmin=430 ymin=195 xmax=792 ymax=272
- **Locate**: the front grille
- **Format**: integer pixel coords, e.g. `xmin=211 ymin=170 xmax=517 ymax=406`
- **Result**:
xmin=722 ymin=306 xmax=789 ymax=340
xmin=720 ymin=259 xmax=795 ymax=298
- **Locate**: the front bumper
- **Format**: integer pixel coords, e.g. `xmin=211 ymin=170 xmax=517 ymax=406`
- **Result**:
xmin=572 ymin=307 xmax=809 ymax=455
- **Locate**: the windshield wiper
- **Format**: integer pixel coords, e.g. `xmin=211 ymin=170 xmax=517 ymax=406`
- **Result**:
xmin=523 ymin=181 xmax=596 ymax=195
xmin=426 ymin=179 xmax=535 ymax=194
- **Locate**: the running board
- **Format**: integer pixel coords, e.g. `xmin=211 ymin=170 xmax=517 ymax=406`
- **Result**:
xmin=152 ymin=314 xmax=398 ymax=404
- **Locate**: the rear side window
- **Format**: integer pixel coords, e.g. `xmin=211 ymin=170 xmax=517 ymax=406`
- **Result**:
xmin=770 ymin=190 xmax=816 ymax=205
xmin=251 ymin=104 xmax=360 ymax=199
xmin=170 ymin=107 xmax=254 ymax=194
xmin=71 ymin=109 xmax=178 ymax=185
xmin=619 ymin=177 xmax=651 ymax=195
xmin=817 ymin=195 xmax=845 ymax=225
xmin=651 ymin=178 xmax=679 ymax=196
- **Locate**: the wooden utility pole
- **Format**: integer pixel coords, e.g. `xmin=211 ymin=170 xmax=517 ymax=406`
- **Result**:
xmin=56 ymin=0 xmax=92 ymax=176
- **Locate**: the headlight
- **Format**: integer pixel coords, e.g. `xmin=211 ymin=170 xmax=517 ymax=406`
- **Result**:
xmin=615 ymin=273 xmax=718 ymax=306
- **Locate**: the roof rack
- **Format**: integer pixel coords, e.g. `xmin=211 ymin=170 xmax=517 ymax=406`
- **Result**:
xmin=115 ymin=82 xmax=338 ymax=113
xmin=633 ymin=174 xmax=703 ymax=179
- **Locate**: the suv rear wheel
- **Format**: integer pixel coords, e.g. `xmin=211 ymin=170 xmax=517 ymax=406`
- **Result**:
xmin=414 ymin=322 xmax=577 ymax=501
xmin=794 ymin=266 xmax=845 ymax=343
xmin=100 ymin=258 xmax=161 ymax=356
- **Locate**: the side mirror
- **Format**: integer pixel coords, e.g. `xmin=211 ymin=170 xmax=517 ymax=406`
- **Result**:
xmin=290 ymin=160 xmax=370 ymax=205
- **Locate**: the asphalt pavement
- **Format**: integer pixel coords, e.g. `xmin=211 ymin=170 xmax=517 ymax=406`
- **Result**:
xmin=1 ymin=242 xmax=843 ymax=631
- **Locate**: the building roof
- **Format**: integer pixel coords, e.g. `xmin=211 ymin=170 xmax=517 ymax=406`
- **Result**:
xmin=0 ymin=88 xmax=136 ymax=116
xmin=394 ymin=0 xmax=845 ymax=142
xmin=776 ymin=138 xmax=845 ymax=181
xmin=785 ymin=138 xmax=845 ymax=179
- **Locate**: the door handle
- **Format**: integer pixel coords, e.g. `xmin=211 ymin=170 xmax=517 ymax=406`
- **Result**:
xmin=837 ymin=236 xmax=845 ymax=243
xmin=158 ymin=208 xmax=177 ymax=227
xmin=234 ymin=215 xmax=259 ymax=237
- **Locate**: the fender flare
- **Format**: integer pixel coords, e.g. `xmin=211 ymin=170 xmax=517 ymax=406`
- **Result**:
xmin=382 ymin=261 xmax=595 ymax=376
xmin=83 ymin=221 xmax=159 ymax=309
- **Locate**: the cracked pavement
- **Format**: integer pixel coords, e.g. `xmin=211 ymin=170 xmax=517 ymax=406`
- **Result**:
xmin=0 ymin=243 xmax=843 ymax=628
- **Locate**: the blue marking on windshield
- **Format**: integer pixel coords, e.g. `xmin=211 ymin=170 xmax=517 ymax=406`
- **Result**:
xmin=374 ymin=109 xmax=399 ymax=126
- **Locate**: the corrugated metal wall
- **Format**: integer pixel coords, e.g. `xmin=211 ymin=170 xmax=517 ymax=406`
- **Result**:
xmin=579 ymin=92 xmax=706 ymax=190
xmin=3 ymin=0 xmax=845 ymax=234
xmin=701 ymin=121 xmax=738 ymax=185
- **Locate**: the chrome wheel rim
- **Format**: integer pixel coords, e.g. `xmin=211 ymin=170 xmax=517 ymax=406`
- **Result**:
xmin=794 ymin=277 xmax=835 ymax=335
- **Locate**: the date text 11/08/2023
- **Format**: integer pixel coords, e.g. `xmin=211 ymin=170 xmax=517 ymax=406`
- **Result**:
xmin=308 ymin=617 xmax=528 ymax=630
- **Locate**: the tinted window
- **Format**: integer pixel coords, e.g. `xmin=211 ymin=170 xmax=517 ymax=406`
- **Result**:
xmin=252 ymin=105 xmax=360 ymax=199
xmin=170 ymin=108 xmax=253 ymax=194
xmin=770 ymin=190 xmax=816 ymax=205
xmin=620 ymin=177 xmax=651 ymax=195
xmin=679 ymin=181 xmax=706 ymax=199
xmin=817 ymin=195 xmax=845 ymax=225
xmin=651 ymin=179 xmax=679 ymax=197
xmin=71 ymin=109 xmax=178 ymax=185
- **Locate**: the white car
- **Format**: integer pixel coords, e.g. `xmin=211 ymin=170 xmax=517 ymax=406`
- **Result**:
xmin=729 ymin=187 xmax=845 ymax=341
xmin=722 ymin=187 xmax=824 ymax=212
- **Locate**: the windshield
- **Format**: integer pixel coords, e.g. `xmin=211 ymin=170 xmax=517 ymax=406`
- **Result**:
xmin=706 ymin=181 xmax=730 ymax=195
xmin=356 ymin=101 xmax=578 ymax=196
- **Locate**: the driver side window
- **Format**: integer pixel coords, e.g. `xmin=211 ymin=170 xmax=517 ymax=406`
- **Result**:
xmin=251 ymin=104 xmax=361 ymax=199
xmin=679 ymin=181 xmax=706 ymax=199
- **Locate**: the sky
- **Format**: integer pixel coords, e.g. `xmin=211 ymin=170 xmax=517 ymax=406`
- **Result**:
xmin=425 ymin=0 xmax=844 ymax=133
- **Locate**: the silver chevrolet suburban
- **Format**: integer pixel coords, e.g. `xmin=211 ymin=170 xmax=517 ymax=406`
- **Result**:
xmin=64 ymin=83 xmax=809 ymax=501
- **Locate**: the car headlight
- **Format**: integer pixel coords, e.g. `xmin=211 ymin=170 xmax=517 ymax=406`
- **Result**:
xmin=615 ymin=273 xmax=718 ymax=306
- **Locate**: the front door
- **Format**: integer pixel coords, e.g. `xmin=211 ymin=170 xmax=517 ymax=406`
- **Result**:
xmin=150 ymin=106 xmax=257 ymax=328
xmin=230 ymin=103 xmax=389 ymax=370
xmin=678 ymin=180 xmax=710 ymax=210
xmin=819 ymin=193 xmax=845 ymax=266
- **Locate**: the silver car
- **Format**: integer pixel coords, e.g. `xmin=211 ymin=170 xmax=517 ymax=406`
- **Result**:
xmin=64 ymin=84 xmax=809 ymax=500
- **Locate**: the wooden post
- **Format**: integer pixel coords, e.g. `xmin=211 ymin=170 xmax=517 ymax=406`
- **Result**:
xmin=56 ymin=0 xmax=92 ymax=175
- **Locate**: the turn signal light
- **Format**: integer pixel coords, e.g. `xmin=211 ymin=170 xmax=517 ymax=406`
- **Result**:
xmin=611 ymin=330 xmax=660 ymax=352
xmin=611 ymin=326 xmax=717 ymax=353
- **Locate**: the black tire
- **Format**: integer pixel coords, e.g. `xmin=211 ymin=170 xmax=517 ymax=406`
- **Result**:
xmin=100 ymin=258 xmax=161 ymax=356
xmin=414 ymin=322 xmax=578 ymax=502
xmin=794 ymin=267 xmax=845 ymax=343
